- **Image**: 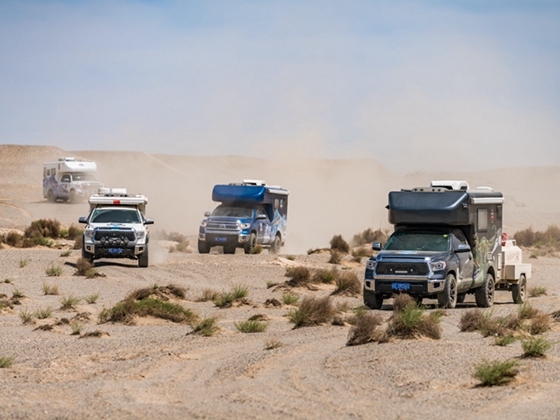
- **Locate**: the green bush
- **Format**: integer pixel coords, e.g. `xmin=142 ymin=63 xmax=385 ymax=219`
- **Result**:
xmin=234 ymin=319 xmax=268 ymax=333
xmin=472 ymin=359 xmax=519 ymax=386
xmin=522 ymin=336 xmax=553 ymax=357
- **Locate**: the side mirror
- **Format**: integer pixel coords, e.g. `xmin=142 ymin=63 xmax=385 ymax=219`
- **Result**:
xmin=455 ymin=244 xmax=471 ymax=253
xmin=144 ymin=218 xmax=154 ymax=225
xmin=204 ymin=211 xmax=211 ymax=217
xmin=78 ymin=217 xmax=88 ymax=224
xmin=372 ymin=242 xmax=382 ymax=251
xmin=256 ymin=214 xmax=267 ymax=220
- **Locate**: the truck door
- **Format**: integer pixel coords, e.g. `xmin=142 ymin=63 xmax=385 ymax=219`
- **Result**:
xmin=256 ymin=206 xmax=271 ymax=243
xmin=453 ymin=230 xmax=474 ymax=288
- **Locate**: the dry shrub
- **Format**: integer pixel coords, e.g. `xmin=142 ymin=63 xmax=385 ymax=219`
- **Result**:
xmin=312 ymin=268 xmax=338 ymax=284
xmin=347 ymin=312 xmax=386 ymax=345
xmin=518 ymin=302 xmax=539 ymax=320
xmin=25 ymin=219 xmax=61 ymax=239
xmin=80 ymin=330 xmax=110 ymax=338
xmin=285 ymin=266 xmax=311 ymax=287
xmin=529 ymin=312 xmax=550 ymax=335
xmin=551 ymin=310 xmax=560 ymax=321
xmin=129 ymin=284 xmax=187 ymax=301
xmin=328 ymin=250 xmax=343 ymax=264
xmin=351 ymin=228 xmax=390 ymax=247
xmin=73 ymin=235 xmax=83 ymax=250
xmin=5 ymin=232 xmax=24 ymax=248
xmin=75 ymin=258 xmax=93 ymax=276
xmin=514 ymin=225 xmax=560 ymax=250
xmin=392 ymin=294 xmax=416 ymax=313
xmin=288 ymin=296 xmax=336 ymax=328
xmin=67 ymin=224 xmax=82 ymax=240
xmin=330 ymin=235 xmax=350 ymax=253
xmin=196 ymin=288 xmax=220 ymax=302
xmin=472 ymin=359 xmax=519 ymax=387
xmin=387 ymin=302 xmax=442 ymax=340
xmin=99 ymin=298 xmax=198 ymax=325
xmin=332 ymin=271 xmax=361 ymax=296
xmin=352 ymin=246 xmax=371 ymax=258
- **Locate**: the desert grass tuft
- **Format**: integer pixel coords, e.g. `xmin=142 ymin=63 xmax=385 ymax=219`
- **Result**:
xmin=234 ymin=319 xmax=268 ymax=333
xmin=330 ymin=234 xmax=350 ymax=253
xmin=34 ymin=307 xmax=53 ymax=319
xmin=70 ymin=321 xmax=85 ymax=335
xmin=494 ymin=335 xmax=517 ymax=346
xmin=521 ymin=336 xmax=553 ymax=357
xmin=472 ymin=359 xmax=519 ymax=386
xmin=19 ymin=308 xmax=34 ymax=324
xmin=332 ymin=270 xmax=361 ymax=296
xmin=264 ymin=338 xmax=284 ymax=350
xmin=529 ymin=286 xmax=547 ymax=297
xmin=347 ymin=312 xmax=386 ymax=345
xmin=288 ymin=296 xmax=336 ymax=328
xmin=387 ymin=301 xmax=441 ymax=340
xmin=312 ymin=267 xmax=338 ymax=284
xmin=284 ymin=266 xmax=311 ymax=287
xmin=60 ymin=294 xmax=81 ymax=309
xmin=75 ymin=258 xmax=93 ymax=276
xmin=99 ymin=298 xmax=199 ymax=325
xmin=128 ymin=284 xmax=187 ymax=301
xmin=528 ymin=312 xmax=550 ymax=335
xmin=282 ymin=293 xmax=299 ymax=306
xmin=85 ymin=293 xmax=100 ymax=304
xmin=60 ymin=250 xmax=72 ymax=257
xmin=518 ymin=302 xmax=539 ymax=320
xmin=392 ymin=294 xmax=416 ymax=313
xmin=196 ymin=288 xmax=220 ymax=302
xmin=213 ymin=284 xmax=249 ymax=308
xmin=0 ymin=356 xmax=15 ymax=368
xmin=286 ymin=255 xmax=295 ymax=261
xmin=19 ymin=258 xmax=29 ymax=268
xmin=45 ymin=264 xmax=63 ymax=277
xmin=191 ymin=317 xmax=219 ymax=336
xmin=42 ymin=282 xmax=59 ymax=296
xmin=328 ymin=250 xmax=343 ymax=264
xmin=12 ymin=289 xmax=25 ymax=299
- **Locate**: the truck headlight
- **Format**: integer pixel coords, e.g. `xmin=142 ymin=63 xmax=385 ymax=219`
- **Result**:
xmin=200 ymin=221 xmax=207 ymax=227
xmin=366 ymin=259 xmax=376 ymax=270
xmin=84 ymin=229 xmax=94 ymax=240
xmin=136 ymin=231 xmax=146 ymax=240
xmin=240 ymin=223 xmax=251 ymax=230
xmin=430 ymin=261 xmax=446 ymax=271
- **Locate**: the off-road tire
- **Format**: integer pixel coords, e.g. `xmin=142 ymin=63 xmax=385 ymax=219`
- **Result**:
xmin=437 ymin=273 xmax=458 ymax=309
xmin=47 ymin=190 xmax=55 ymax=203
xmin=198 ymin=240 xmax=210 ymax=254
xmin=244 ymin=232 xmax=257 ymax=254
xmin=457 ymin=293 xmax=466 ymax=304
xmin=511 ymin=274 xmax=527 ymax=304
xmin=224 ymin=244 xmax=236 ymax=254
xmin=363 ymin=287 xmax=383 ymax=310
xmin=68 ymin=189 xmax=76 ymax=204
xmin=270 ymin=234 xmax=282 ymax=255
xmin=475 ymin=272 xmax=495 ymax=308
xmin=138 ymin=248 xmax=149 ymax=268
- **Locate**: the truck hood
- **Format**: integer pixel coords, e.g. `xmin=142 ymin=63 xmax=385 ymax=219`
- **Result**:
xmin=206 ymin=216 xmax=253 ymax=223
xmin=376 ymin=250 xmax=449 ymax=261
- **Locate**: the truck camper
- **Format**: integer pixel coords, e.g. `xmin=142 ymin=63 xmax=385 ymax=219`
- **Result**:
xmin=198 ymin=180 xmax=289 ymax=254
xmin=78 ymin=188 xmax=153 ymax=267
xmin=364 ymin=181 xmax=531 ymax=309
xmin=43 ymin=157 xmax=102 ymax=203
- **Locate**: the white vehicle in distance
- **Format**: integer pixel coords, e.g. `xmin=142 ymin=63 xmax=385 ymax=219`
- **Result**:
xmin=43 ymin=157 xmax=103 ymax=203
xmin=79 ymin=188 xmax=154 ymax=267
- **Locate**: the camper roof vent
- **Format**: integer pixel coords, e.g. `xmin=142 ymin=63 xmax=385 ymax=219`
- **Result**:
xmin=242 ymin=179 xmax=267 ymax=186
xmin=473 ymin=186 xmax=494 ymax=192
xmin=430 ymin=180 xmax=469 ymax=191
xmin=97 ymin=188 xmax=128 ymax=197
xmin=58 ymin=157 xmax=76 ymax=162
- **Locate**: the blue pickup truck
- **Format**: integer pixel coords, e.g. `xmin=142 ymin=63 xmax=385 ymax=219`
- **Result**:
xmin=198 ymin=180 xmax=289 ymax=254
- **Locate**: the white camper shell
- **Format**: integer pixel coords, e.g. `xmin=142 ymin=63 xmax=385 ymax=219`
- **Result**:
xmin=43 ymin=157 xmax=102 ymax=203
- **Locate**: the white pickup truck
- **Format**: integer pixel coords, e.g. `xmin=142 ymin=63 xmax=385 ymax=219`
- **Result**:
xmin=79 ymin=188 xmax=154 ymax=267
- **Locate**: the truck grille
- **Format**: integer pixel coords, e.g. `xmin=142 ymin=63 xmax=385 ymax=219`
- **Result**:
xmin=207 ymin=222 xmax=239 ymax=231
xmin=375 ymin=262 xmax=429 ymax=276
xmin=94 ymin=228 xmax=136 ymax=242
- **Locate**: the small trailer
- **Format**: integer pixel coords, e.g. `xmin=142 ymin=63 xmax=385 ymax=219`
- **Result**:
xmin=363 ymin=180 xmax=532 ymax=309
xmin=198 ymin=180 xmax=289 ymax=254
xmin=43 ymin=157 xmax=103 ymax=203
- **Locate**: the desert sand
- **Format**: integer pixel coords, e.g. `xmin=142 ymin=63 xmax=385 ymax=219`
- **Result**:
xmin=1 ymin=145 xmax=560 ymax=419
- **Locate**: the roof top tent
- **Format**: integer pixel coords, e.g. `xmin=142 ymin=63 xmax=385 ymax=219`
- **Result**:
xmin=387 ymin=181 xmax=504 ymax=246
xmin=212 ymin=180 xmax=289 ymax=220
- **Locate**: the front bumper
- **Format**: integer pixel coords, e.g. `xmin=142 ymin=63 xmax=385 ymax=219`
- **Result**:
xmin=364 ymin=276 xmax=445 ymax=295
xmin=84 ymin=243 xmax=147 ymax=258
xmin=199 ymin=232 xmax=249 ymax=244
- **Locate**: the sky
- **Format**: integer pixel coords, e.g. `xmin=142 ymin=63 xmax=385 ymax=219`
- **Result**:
xmin=1 ymin=0 xmax=559 ymax=173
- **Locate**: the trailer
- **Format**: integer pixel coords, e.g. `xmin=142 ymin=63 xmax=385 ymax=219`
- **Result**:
xmin=363 ymin=181 xmax=531 ymax=309
xmin=43 ymin=157 xmax=102 ymax=203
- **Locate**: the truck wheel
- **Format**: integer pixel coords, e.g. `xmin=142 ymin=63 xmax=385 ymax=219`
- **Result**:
xmin=363 ymin=287 xmax=383 ymax=310
xmin=82 ymin=246 xmax=94 ymax=265
xmin=457 ymin=293 xmax=466 ymax=304
xmin=138 ymin=248 xmax=149 ymax=267
xmin=224 ymin=245 xmax=236 ymax=254
xmin=511 ymin=274 xmax=527 ymax=304
xmin=68 ymin=189 xmax=76 ymax=204
xmin=47 ymin=190 xmax=55 ymax=202
xmin=270 ymin=234 xmax=282 ymax=254
xmin=198 ymin=240 xmax=210 ymax=254
xmin=437 ymin=273 xmax=458 ymax=309
xmin=475 ymin=272 xmax=495 ymax=308
xmin=244 ymin=232 xmax=257 ymax=254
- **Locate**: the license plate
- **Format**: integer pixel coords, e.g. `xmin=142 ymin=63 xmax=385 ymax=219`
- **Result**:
xmin=392 ymin=282 xmax=410 ymax=291
xmin=215 ymin=237 xmax=227 ymax=242
xmin=108 ymin=248 xmax=123 ymax=254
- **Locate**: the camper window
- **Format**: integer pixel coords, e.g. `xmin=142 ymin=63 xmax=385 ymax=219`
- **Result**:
xmin=477 ymin=209 xmax=488 ymax=232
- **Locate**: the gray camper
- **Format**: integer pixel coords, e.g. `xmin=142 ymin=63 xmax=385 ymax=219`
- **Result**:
xmin=363 ymin=181 xmax=531 ymax=309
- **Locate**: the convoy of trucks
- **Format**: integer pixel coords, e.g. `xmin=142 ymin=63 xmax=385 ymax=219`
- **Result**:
xmin=43 ymin=157 xmax=102 ymax=203
xmin=363 ymin=181 xmax=532 ymax=309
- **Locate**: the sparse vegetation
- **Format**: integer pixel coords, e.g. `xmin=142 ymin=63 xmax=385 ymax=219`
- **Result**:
xmin=99 ymin=298 xmax=199 ymax=325
xmin=387 ymin=300 xmax=441 ymax=340
xmin=19 ymin=308 xmax=33 ymax=324
xmin=472 ymin=359 xmax=519 ymax=386
xmin=4 ymin=278 xmax=12 ymax=284
xmin=332 ymin=270 xmax=361 ymax=296
xmin=521 ymin=336 xmax=553 ymax=357
xmin=234 ymin=319 xmax=268 ymax=333
xmin=191 ymin=317 xmax=219 ymax=336
xmin=73 ymin=235 xmax=83 ymax=250
xmin=312 ymin=267 xmax=338 ymax=284
xmin=70 ymin=321 xmax=85 ymax=335
xmin=213 ymin=284 xmax=249 ymax=308
xmin=128 ymin=284 xmax=187 ymax=301
xmin=347 ymin=312 xmax=386 ymax=346
xmin=45 ymin=264 xmax=63 ymax=277
xmin=288 ymin=296 xmax=336 ymax=328
xmin=285 ymin=266 xmax=311 ymax=286
xmin=196 ymin=288 xmax=220 ymax=302
xmin=19 ymin=258 xmax=29 ymax=268
xmin=351 ymin=228 xmax=390 ymax=247
xmin=60 ymin=250 xmax=72 ymax=257
xmin=264 ymin=338 xmax=284 ymax=350
xmin=85 ymin=293 xmax=100 ymax=304
xmin=34 ymin=307 xmax=53 ymax=319
xmin=75 ymin=257 xmax=93 ymax=276
xmin=529 ymin=286 xmax=547 ymax=297
xmin=282 ymin=293 xmax=299 ymax=306
xmin=0 ymin=356 xmax=15 ymax=368
xmin=330 ymin=235 xmax=350 ymax=253
xmin=249 ymin=244 xmax=263 ymax=254
xmin=42 ymin=283 xmax=59 ymax=296
xmin=286 ymin=255 xmax=295 ymax=261
xmin=392 ymin=294 xmax=415 ymax=313
xmin=528 ymin=312 xmax=550 ymax=335
xmin=328 ymin=250 xmax=343 ymax=264
xmin=12 ymin=289 xmax=24 ymax=299
xmin=514 ymin=225 xmax=560 ymax=250
xmin=495 ymin=335 xmax=517 ymax=346
xmin=60 ymin=294 xmax=81 ymax=309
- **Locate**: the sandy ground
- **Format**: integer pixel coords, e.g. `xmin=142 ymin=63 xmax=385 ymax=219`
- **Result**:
xmin=1 ymin=145 xmax=560 ymax=419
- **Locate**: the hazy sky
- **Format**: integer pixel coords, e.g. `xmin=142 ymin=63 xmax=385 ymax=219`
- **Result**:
xmin=1 ymin=1 xmax=559 ymax=173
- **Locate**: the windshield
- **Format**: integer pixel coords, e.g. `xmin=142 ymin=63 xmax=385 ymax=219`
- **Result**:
xmin=211 ymin=205 xmax=253 ymax=218
xmin=72 ymin=173 xmax=97 ymax=182
xmin=384 ymin=232 xmax=450 ymax=252
xmin=90 ymin=208 xmax=142 ymax=224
